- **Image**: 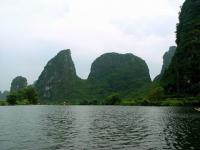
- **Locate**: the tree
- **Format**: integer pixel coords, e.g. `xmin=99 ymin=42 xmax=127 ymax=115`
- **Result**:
xmin=146 ymin=87 xmax=164 ymax=102
xmin=7 ymin=93 xmax=18 ymax=105
xmin=25 ymin=87 xmax=38 ymax=104
xmin=103 ymin=93 xmax=121 ymax=105
xmin=6 ymin=87 xmax=38 ymax=105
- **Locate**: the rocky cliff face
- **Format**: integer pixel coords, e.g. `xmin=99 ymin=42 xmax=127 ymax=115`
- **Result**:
xmin=10 ymin=76 xmax=27 ymax=92
xmin=36 ymin=50 xmax=152 ymax=103
xmin=161 ymin=0 xmax=200 ymax=95
xmin=161 ymin=46 xmax=176 ymax=75
xmin=154 ymin=46 xmax=176 ymax=82
xmin=88 ymin=52 xmax=151 ymax=97
xmin=35 ymin=49 xmax=83 ymax=102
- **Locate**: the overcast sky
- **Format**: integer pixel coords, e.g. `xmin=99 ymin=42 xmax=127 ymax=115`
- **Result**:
xmin=0 ymin=0 xmax=184 ymax=91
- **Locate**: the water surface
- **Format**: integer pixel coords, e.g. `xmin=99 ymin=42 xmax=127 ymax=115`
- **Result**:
xmin=0 ymin=106 xmax=199 ymax=150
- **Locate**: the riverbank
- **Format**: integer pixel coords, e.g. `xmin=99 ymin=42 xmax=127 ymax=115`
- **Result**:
xmin=120 ymin=97 xmax=200 ymax=106
xmin=0 ymin=101 xmax=8 ymax=106
xmin=1 ymin=97 xmax=200 ymax=107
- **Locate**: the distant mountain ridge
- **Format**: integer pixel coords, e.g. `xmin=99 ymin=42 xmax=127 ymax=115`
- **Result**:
xmin=0 ymin=91 xmax=9 ymax=100
xmin=35 ymin=50 xmax=152 ymax=104
xmin=10 ymin=76 xmax=27 ymax=92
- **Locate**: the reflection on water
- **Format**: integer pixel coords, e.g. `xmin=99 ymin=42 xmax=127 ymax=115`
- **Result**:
xmin=0 ymin=106 xmax=199 ymax=150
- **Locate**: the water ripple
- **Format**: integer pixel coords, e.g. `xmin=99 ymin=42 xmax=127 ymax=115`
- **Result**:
xmin=0 ymin=106 xmax=200 ymax=150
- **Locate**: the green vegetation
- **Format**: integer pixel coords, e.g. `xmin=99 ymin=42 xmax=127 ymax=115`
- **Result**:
xmin=33 ymin=44 xmax=200 ymax=106
xmin=161 ymin=0 xmax=200 ymax=95
xmin=154 ymin=46 xmax=176 ymax=82
xmin=102 ymin=93 xmax=121 ymax=105
xmin=160 ymin=97 xmax=200 ymax=106
xmin=88 ymin=52 xmax=151 ymax=101
xmin=0 ymin=101 xmax=8 ymax=106
xmin=114 ymin=96 xmax=200 ymax=106
xmin=7 ymin=86 xmax=38 ymax=105
xmin=140 ymin=0 xmax=200 ymax=106
xmin=146 ymin=86 xmax=164 ymax=102
xmin=35 ymin=50 xmax=152 ymax=104
xmin=35 ymin=49 xmax=90 ymax=104
xmin=3 ymin=0 xmax=199 ymax=106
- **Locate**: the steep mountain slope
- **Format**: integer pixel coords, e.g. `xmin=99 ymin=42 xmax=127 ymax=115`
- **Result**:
xmin=154 ymin=46 xmax=176 ymax=82
xmin=35 ymin=49 xmax=87 ymax=103
xmin=161 ymin=0 xmax=200 ymax=95
xmin=88 ymin=52 xmax=151 ymax=98
xmin=10 ymin=76 xmax=27 ymax=92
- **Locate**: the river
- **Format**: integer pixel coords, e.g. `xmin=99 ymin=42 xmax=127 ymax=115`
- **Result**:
xmin=0 ymin=106 xmax=199 ymax=150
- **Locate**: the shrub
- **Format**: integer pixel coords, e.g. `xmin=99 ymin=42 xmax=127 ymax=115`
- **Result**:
xmin=7 ymin=86 xmax=38 ymax=105
xmin=146 ymin=86 xmax=164 ymax=101
xmin=103 ymin=93 xmax=121 ymax=105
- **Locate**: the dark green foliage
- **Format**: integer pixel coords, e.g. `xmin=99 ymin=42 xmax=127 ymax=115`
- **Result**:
xmin=161 ymin=99 xmax=185 ymax=106
xmin=35 ymin=49 xmax=77 ymax=101
xmin=154 ymin=46 xmax=176 ymax=82
xmin=0 ymin=101 xmax=8 ymax=106
xmin=146 ymin=86 xmax=164 ymax=101
xmin=161 ymin=46 xmax=177 ymax=75
xmin=25 ymin=87 xmax=38 ymax=104
xmin=103 ymin=93 xmax=121 ymax=105
xmin=161 ymin=0 xmax=200 ymax=96
xmin=10 ymin=76 xmax=27 ymax=92
xmin=7 ymin=94 xmax=18 ymax=105
xmin=7 ymin=86 xmax=38 ymax=105
xmin=120 ymin=99 xmax=137 ymax=105
xmin=35 ymin=49 xmax=89 ymax=104
xmin=35 ymin=50 xmax=151 ymax=104
xmin=88 ymin=52 xmax=151 ymax=99
xmin=160 ymin=97 xmax=200 ymax=106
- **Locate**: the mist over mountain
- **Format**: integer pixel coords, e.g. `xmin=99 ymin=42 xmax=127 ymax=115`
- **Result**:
xmin=0 ymin=91 xmax=9 ymax=100
xmin=10 ymin=76 xmax=27 ymax=92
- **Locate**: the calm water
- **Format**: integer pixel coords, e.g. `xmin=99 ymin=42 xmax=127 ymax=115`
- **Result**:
xmin=0 ymin=106 xmax=199 ymax=150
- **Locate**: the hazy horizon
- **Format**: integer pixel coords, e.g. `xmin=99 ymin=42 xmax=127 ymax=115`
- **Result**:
xmin=0 ymin=0 xmax=184 ymax=91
